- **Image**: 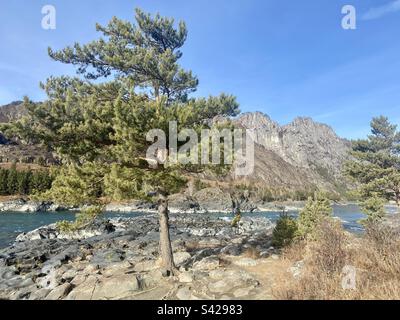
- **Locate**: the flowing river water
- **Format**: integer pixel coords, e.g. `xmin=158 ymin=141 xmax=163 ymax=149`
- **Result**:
xmin=0 ymin=204 xmax=376 ymax=249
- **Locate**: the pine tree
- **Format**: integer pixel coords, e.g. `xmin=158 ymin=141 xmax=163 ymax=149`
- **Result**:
xmin=0 ymin=169 xmax=9 ymax=195
xmin=345 ymin=116 xmax=400 ymax=211
xmin=6 ymin=163 xmax=18 ymax=195
xmin=346 ymin=116 xmax=400 ymax=205
xmin=272 ymin=212 xmax=298 ymax=248
xmin=3 ymin=8 xmax=239 ymax=275
xmin=360 ymin=195 xmax=386 ymax=225
xmin=297 ymin=192 xmax=332 ymax=239
xmin=17 ymin=170 xmax=31 ymax=195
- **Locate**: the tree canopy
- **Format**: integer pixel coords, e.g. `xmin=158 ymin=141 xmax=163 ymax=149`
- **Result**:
xmin=0 ymin=8 xmax=242 ymax=273
xmin=345 ymin=116 xmax=400 ymax=207
xmin=2 ymin=8 xmax=240 ymax=206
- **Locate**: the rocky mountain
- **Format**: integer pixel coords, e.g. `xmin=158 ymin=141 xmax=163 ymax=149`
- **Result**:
xmin=0 ymin=101 xmax=56 ymax=165
xmin=0 ymin=101 xmax=26 ymax=123
xmin=0 ymin=101 xmax=351 ymax=193
xmin=234 ymin=112 xmax=351 ymax=193
xmin=0 ymin=101 xmax=25 ymax=144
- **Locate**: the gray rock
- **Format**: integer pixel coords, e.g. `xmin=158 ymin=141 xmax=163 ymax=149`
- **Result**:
xmin=220 ymin=244 xmax=242 ymax=256
xmin=233 ymin=258 xmax=258 ymax=267
xmin=29 ymin=288 xmax=51 ymax=300
xmin=178 ymin=272 xmax=193 ymax=283
xmin=176 ymin=287 xmax=199 ymax=300
xmin=173 ymin=252 xmax=191 ymax=267
xmin=193 ymin=256 xmax=220 ymax=271
xmin=91 ymin=275 xmax=140 ymax=300
xmin=45 ymin=283 xmax=73 ymax=300
xmin=0 ymin=214 xmax=274 ymax=300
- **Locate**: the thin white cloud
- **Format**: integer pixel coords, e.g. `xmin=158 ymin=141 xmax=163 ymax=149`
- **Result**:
xmin=362 ymin=0 xmax=400 ymax=20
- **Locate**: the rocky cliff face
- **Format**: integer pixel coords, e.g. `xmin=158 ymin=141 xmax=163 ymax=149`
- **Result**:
xmin=0 ymin=100 xmax=350 ymax=192
xmin=235 ymin=112 xmax=351 ymax=192
xmin=0 ymin=101 xmax=24 ymax=145
xmin=0 ymin=101 xmax=26 ymax=123
xmin=0 ymin=101 xmax=56 ymax=164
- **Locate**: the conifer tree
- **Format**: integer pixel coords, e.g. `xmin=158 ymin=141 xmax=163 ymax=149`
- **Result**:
xmin=297 ymin=192 xmax=332 ymax=239
xmin=2 ymin=8 xmax=239 ymax=274
xmin=6 ymin=163 xmax=18 ymax=195
xmin=0 ymin=169 xmax=9 ymax=195
xmin=345 ymin=116 xmax=400 ymax=211
xmin=17 ymin=170 xmax=31 ymax=195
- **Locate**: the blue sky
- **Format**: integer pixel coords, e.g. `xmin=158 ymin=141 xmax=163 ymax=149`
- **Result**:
xmin=1 ymin=0 xmax=400 ymax=139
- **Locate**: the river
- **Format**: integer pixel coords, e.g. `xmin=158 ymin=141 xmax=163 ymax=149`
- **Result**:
xmin=0 ymin=204 xmax=373 ymax=249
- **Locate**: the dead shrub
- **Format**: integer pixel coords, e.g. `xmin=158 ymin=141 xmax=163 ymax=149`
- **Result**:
xmin=312 ymin=218 xmax=349 ymax=274
xmin=242 ymin=247 xmax=261 ymax=259
xmin=272 ymin=218 xmax=400 ymax=300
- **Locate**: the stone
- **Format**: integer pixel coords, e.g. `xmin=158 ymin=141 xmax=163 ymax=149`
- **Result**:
xmin=176 ymin=287 xmax=199 ymax=300
xmin=233 ymin=287 xmax=252 ymax=298
xmin=61 ymin=268 xmax=78 ymax=282
xmin=0 ymin=214 xmax=277 ymax=300
xmin=209 ymin=269 xmax=258 ymax=289
xmin=91 ymin=274 xmax=140 ymax=300
xmin=37 ymin=271 xmax=59 ymax=290
xmin=208 ymin=280 xmax=234 ymax=294
xmin=178 ymin=272 xmax=193 ymax=283
xmin=70 ymin=274 xmax=88 ymax=287
xmin=173 ymin=252 xmax=191 ymax=267
xmin=90 ymin=249 xmax=125 ymax=267
xmin=8 ymin=285 xmax=37 ymax=300
xmin=133 ymin=260 xmax=158 ymax=272
xmin=83 ymin=264 xmax=100 ymax=274
xmin=65 ymin=275 xmax=99 ymax=300
xmin=220 ymin=244 xmax=242 ymax=256
xmin=101 ymin=261 xmax=133 ymax=277
xmin=45 ymin=283 xmax=73 ymax=300
xmin=193 ymin=256 xmax=220 ymax=271
xmin=29 ymin=288 xmax=51 ymax=300
xmin=233 ymin=258 xmax=258 ymax=267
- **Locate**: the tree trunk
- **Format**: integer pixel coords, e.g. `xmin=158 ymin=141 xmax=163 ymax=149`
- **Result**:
xmin=158 ymin=194 xmax=176 ymax=276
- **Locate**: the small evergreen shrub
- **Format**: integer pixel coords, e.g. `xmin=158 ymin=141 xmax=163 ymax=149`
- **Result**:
xmin=272 ymin=213 xmax=298 ymax=248
xmin=297 ymin=192 xmax=332 ymax=239
xmin=360 ymin=195 xmax=386 ymax=226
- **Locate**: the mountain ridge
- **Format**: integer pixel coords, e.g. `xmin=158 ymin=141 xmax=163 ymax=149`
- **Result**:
xmin=0 ymin=101 xmax=351 ymax=193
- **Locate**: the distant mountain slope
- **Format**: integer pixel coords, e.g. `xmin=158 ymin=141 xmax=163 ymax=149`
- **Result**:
xmin=0 ymin=101 xmax=26 ymax=123
xmin=235 ymin=112 xmax=351 ymax=192
xmin=0 ymin=101 xmax=56 ymax=165
xmin=0 ymin=101 xmax=350 ymax=192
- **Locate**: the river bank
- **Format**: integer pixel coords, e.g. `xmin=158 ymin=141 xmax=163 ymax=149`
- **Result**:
xmin=0 ymin=204 xmax=371 ymax=249
xmin=1 ymin=208 xmax=399 ymax=300
xmin=0 ymin=214 xmax=277 ymax=300
xmin=0 ymin=197 xmax=307 ymax=214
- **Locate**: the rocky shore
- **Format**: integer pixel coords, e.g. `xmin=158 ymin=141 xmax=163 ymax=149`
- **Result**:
xmin=0 ymin=214 xmax=277 ymax=300
xmin=0 ymin=191 xmax=306 ymax=214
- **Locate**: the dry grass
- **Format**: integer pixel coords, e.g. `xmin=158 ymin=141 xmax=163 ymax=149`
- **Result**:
xmin=272 ymin=218 xmax=400 ymax=300
xmin=0 ymin=162 xmax=47 ymax=171
xmin=0 ymin=195 xmax=23 ymax=201
xmin=242 ymin=247 xmax=261 ymax=259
